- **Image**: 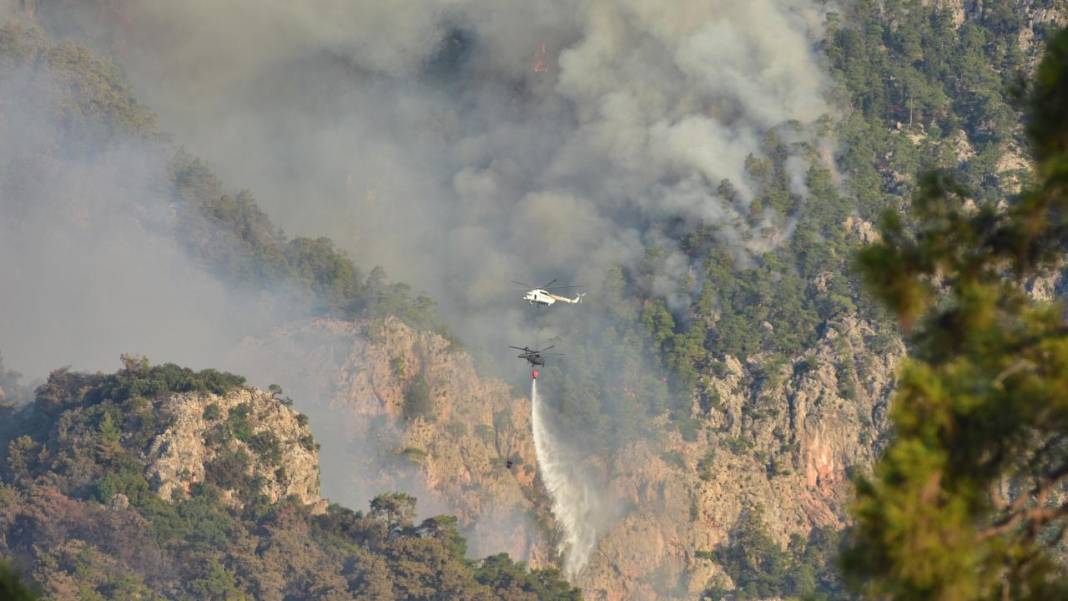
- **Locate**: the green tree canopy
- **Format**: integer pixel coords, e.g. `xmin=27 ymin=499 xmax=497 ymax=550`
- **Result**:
xmin=0 ymin=561 xmax=36 ymax=601
xmin=843 ymin=26 xmax=1068 ymax=601
xmin=370 ymin=492 xmax=418 ymax=531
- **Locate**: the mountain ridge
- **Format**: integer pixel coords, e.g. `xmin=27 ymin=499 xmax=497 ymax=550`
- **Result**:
xmin=0 ymin=358 xmax=580 ymax=600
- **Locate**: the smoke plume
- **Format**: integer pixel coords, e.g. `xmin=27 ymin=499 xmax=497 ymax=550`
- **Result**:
xmin=0 ymin=49 xmax=286 ymax=379
xmin=5 ymin=0 xmax=836 ymax=580
xmin=35 ymin=0 xmax=831 ymax=310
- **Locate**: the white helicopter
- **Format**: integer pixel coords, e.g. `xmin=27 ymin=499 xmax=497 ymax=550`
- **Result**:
xmin=514 ymin=279 xmax=585 ymax=307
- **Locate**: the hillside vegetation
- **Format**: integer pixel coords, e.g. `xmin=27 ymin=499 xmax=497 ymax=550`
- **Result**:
xmin=2 ymin=2 xmax=1067 ymax=600
xmin=0 ymin=359 xmax=579 ymax=600
xmin=536 ymin=1 xmax=1061 ymax=448
xmin=520 ymin=7 xmax=1064 ymax=596
xmin=843 ymin=22 xmax=1068 ymax=600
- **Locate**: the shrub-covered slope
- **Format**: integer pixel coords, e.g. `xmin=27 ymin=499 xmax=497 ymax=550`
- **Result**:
xmin=0 ymin=359 xmax=580 ymax=600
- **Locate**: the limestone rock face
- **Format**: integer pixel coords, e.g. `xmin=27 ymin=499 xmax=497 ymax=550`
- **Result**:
xmin=1017 ymin=2 xmax=1068 ymax=57
xmin=922 ymin=0 xmax=967 ymax=27
xmin=229 ymin=316 xmax=551 ymax=563
xmin=921 ymin=0 xmax=1067 ymax=47
xmin=143 ymin=388 xmax=323 ymax=511
xmin=575 ymin=317 xmax=903 ymax=601
xmin=843 ymin=216 xmax=879 ymax=245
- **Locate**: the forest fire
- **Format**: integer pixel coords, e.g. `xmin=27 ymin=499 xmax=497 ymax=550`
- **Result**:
xmin=532 ymin=42 xmax=548 ymax=73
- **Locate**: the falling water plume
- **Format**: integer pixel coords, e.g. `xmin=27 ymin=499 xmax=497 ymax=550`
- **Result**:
xmin=531 ymin=378 xmax=603 ymax=576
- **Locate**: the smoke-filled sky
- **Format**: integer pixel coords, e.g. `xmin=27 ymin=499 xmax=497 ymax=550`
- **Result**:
xmin=28 ymin=0 xmax=833 ymax=357
xmin=0 ymin=54 xmax=291 ymax=379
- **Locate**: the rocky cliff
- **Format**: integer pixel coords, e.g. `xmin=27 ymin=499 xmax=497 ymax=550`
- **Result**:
xmin=226 ymin=311 xmax=903 ymax=600
xmin=229 ymin=317 xmax=555 ymax=563
xmin=576 ymin=315 xmax=902 ymax=600
xmin=214 ymin=3 xmax=1068 ymax=595
xmin=925 ymin=0 xmax=1067 ymax=51
xmin=0 ymin=364 xmax=325 ymax=514
xmin=144 ymin=387 xmax=323 ymax=510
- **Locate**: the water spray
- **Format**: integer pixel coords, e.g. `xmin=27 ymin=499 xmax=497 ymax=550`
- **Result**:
xmin=530 ymin=377 xmax=602 ymax=576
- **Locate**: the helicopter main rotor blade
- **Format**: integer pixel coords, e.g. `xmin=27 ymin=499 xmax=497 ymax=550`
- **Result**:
xmin=539 ymin=278 xmax=558 ymax=290
xmin=511 ymin=280 xmax=535 ymax=288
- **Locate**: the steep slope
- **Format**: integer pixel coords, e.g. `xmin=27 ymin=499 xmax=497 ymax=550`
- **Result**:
xmin=217 ymin=4 xmax=1067 ymax=591
xmin=222 ymin=312 xmax=899 ymax=600
xmin=579 ymin=317 xmax=902 ymax=600
xmin=2 ymin=3 xmax=1065 ymax=600
xmin=141 ymin=383 xmax=323 ymax=509
xmin=228 ymin=317 xmax=554 ymax=564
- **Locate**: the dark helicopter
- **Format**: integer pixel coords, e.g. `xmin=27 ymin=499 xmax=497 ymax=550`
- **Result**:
xmin=509 ymin=345 xmax=563 ymax=380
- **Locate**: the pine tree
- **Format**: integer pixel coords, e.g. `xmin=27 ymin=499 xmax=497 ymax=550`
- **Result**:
xmin=842 ymin=27 xmax=1068 ymax=600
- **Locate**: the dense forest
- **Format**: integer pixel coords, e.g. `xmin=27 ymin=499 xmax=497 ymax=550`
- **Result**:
xmin=2 ymin=1 xmax=1068 ymax=600
xmin=645 ymin=0 xmax=1051 ymax=408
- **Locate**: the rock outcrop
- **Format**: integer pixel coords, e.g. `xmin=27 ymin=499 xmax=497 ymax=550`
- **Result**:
xmin=575 ymin=316 xmax=902 ymax=601
xmin=144 ymin=388 xmax=323 ymax=510
xmin=923 ymin=0 xmax=1067 ymax=55
xmin=0 ymin=365 xmax=578 ymax=601
xmin=229 ymin=317 xmax=553 ymax=563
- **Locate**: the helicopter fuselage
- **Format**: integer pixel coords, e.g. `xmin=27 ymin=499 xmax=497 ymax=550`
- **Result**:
xmin=509 ymin=344 xmax=559 ymax=381
xmin=522 ymin=289 xmax=583 ymax=306
xmin=523 ymin=289 xmax=556 ymax=306
xmin=517 ymin=352 xmax=545 ymax=366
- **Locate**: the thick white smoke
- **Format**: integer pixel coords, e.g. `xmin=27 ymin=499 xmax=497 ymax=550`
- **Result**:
xmin=0 ymin=53 xmax=285 ymax=379
xmin=35 ymin=0 xmax=832 ymax=321
xmin=531 ymin=377 xmax=608 ymax=575
xmin=12 ymin=0 xmax=837 ymax=579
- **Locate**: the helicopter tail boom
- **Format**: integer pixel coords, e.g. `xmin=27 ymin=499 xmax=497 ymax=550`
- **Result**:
xmin=548 ymin=292 xmax=585 ymax=304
